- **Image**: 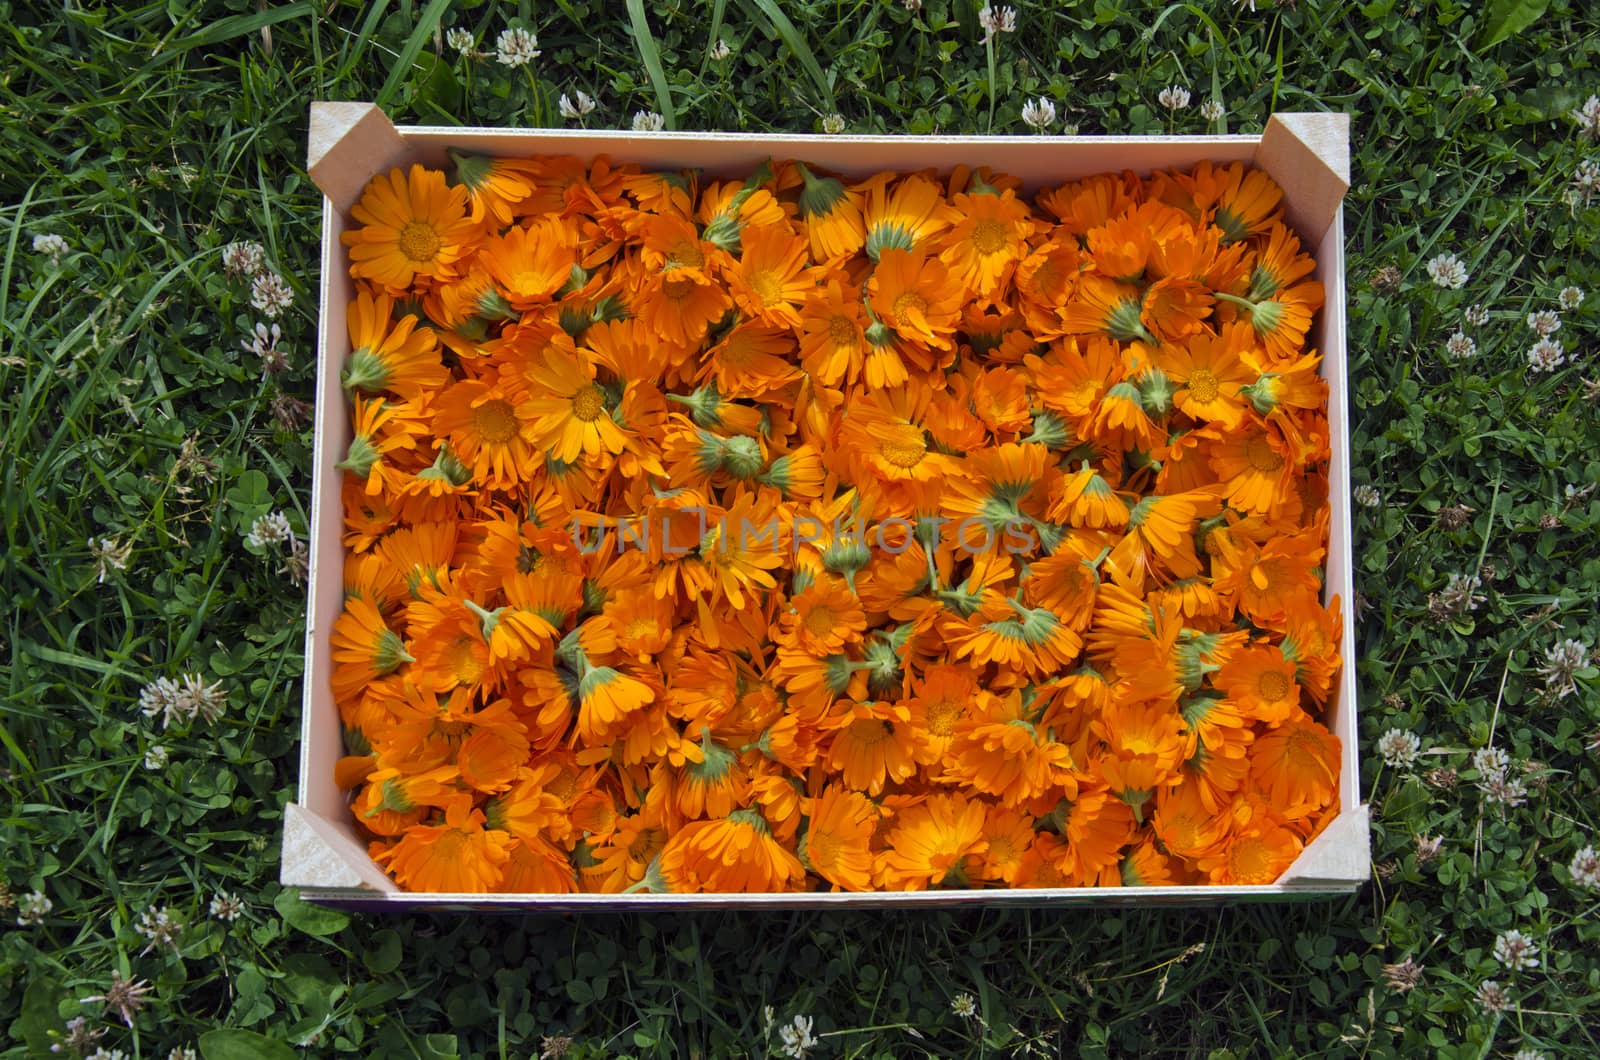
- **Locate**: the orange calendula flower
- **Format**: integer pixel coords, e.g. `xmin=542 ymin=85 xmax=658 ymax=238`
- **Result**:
xmin=344 ymin=164 xmax=478 ymax=291
xmin=827 ymin=700 xmax=918 ymax=796
xmin=795 ymin=163 xmax=867 ymax=262
xmin=869 ymin=248 xmax=964 ymax=352
xmin=1250 ymin=718 xmax=1340 ymax=820
xmin=521 ymin=344 xmax=630 ymax=463
xmin=876 ymin=793 xmax=989 ymax=890
xmin=341 ymin=288 xmax=445 ymax=397
xmin=330 ymin=597 xmax=413 ymax=703
xmin=373 ymin=796 xmax=514 ymax=893
xmin=1196 ymin=819 xmax=1302 ymax=885
xmin=861 ymin=172 xmax=959 ymax=261
xmin=801 ymin=785 xmax=880 ymax=891
xmin=431 ymin=376 xmax=542 ymax=490
xmin=657 ymin=809 xmax=807 ymax=893
xmin=939 ymin=188 xmax=1035 ymax=295
xmin=475 ymin=216 xmax=579 ymax=308
xmin=731 ymin=224 xmax=813 ymax=328
xmin=1215 ymin=644 xmax=1303 ymax=725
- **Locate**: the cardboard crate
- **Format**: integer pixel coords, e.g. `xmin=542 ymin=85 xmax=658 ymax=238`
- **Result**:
xmin=282 ymin=102 xmax=1368 ymax=908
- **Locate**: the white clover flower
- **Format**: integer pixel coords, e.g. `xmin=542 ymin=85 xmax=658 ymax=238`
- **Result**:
xmin=243 ymin=321 xmax=287 ymax=375
xmin=821 ymin=113 xmax=846 ymax=135
xmin=144 ymin=744 xmax=169 ymax=770
xmin=139 ymin=672 xmax=227 ymax=728
xmin=84 ymin=970 xmax=153 ymax=1028
xmin=495 ymin=26 xmax=540 ymax=68
xmin=1464 ymin=303 xmax=1490 ymax=326
xmin=777 ymin=1014 xmax=819 ymax=1059
xmin=1481 ymin=772 xmax=1529 ymax=808
xmin=249 ymin=270 xmax=293 ymax=318
xmin=1572 ymin=94 xmax=1600 ymax=141
xmin=279 ymin=537 xmax=309 ymax=587
xmin=1200 ymin=98 xmax=1226 ymax=122
xmin=167 ymin=1049 xmax=199 ymax=1060
xmin=135 ymin=905 xmax=183 ymax=954
xmin=16 ymin=889 xmax=51 ymax=926
xmin=1493 ymin=929 xmax=1540 ymax=970
xmin=631 ymin=110 xmax=666 ymax=133
xmin=1158 ymin=85 xmax=1192 ymax=111
xmin=1425 ymin=252 xmax=1469 ymax=289
xmin=709 ymin=38 xmax=731 ymax=61
xmin=210 ymin=892 xmax=245 ymax=921
xmin=1472 ymin=746 xmax=1510 ymax=780
xmin=977 ymin=5 xmax=1017 ymax=42
xmin=1558 ymin=285 xmax=1584 ymax=310
xmin=33 ymin=232 xmax=69 ymax=264
xmin=558 ymin=90 xmax=597 ymax=120
xmin=1568 ymin=845 xmax=1600 ymax=889
xmin=1444 ymin=330 xmax=1476 ymax=360
xmin=1475 ymin=979 xmax=1510 ymax=1013
xmin=87 ymin=1048 xmax=129 ymax=1060
xmin=88 ymin=536 xmax=132 ymax=583
xmin=950 ymin=992 xmax=978 ymax=1018
xmin=246 ymin=510 xmax=295 ymax=549
xmin=1377 ymin=728 xmax=1421 ymax=768
xmin=1527 ymin=309 xmax=1562 ymax=336
xmin=1352 ymin=484 xmax=1381 ymax=508
xmin=445 ymin=27 xmax=476 ymax=56
xmin=1442 ymin=572 xmax=1485 ymax=612
xmin=221 ymin=241 xmax=265 ymax=279
xmin=1571 ymin=160 xmax=1600 ymax=206
xmin=1536 ymin=638 xmax=1590 ymax=699
xmin=1527 ymin=337 xmax=1565 ymax=373
xmin=1021 ymin=97 xmax=1057 ymax=131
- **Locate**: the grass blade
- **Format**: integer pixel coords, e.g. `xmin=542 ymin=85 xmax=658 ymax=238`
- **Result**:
xmin=625 ymin=0 xmax=678 ymax=130
xmin=373 ymin=0 xmax=454 ymax=110
xmin=742 ymin=0 xmax=835 ymax=110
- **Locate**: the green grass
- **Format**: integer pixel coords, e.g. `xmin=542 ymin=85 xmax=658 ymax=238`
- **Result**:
xmin=3 ymin=0 xmax=1600 ymax=1057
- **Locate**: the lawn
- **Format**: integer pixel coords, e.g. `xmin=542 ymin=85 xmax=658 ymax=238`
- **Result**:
xmin=3 ymin=0 xmax=1599 ymax=1057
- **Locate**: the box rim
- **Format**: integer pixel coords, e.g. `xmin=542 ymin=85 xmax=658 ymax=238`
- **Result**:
xmin=290 ymin=111 xmax=1368 ymax=905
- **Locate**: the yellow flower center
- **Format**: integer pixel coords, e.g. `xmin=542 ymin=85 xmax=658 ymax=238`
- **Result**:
xmin=847 ymin=717 xmax=891 ymax=748
xmin=988 ymin=833 xmax=1019 ymax=865
xmin=547 ymin=770 xmax=578 ymax=802
xmin=893 ymin=289 xmax=929 ymax=320
xmin=970 ymin=218 xmax=1008 ymax=255
xmin=628 ymin=826 xmax=665 ymax=864
xmin=1033 ymin=859 xmax=1069 ymax=887
xmin=748 ymin=270 xmax=784 ymax=306
xmin=667 ymin=238 xmax=704 ymax=269
xmin=1188 ymin=367 xmax=1220 ymax=404
xmin=828 ymin=314 xmax=858 ymax=346
xmin=471 ymin=399 xmax=520 ymax=444
xmin=807 ymin=828 xmax=843 ymax=868
xmin=1030 ymin=258 xmax=1062 ymax=292
xmin=625 ymin=617 xmax=661 ymax=643
xmin=446 ymin=635 xmax=485 ymax=685
xmin=924 ymin=697 xmax=962 ymax=737
xmin=878 ymin=428 xmax=927 ymax=469
xmin=661 ymin=274 xmax=696 ymax=300
xmin=571 ymin=384 xmax=606 ymax=423
xmin=803 ymin=603 xmax=838 ymax=637
xmin=1244 ymin=435 xmax=1284 ymax=472
xmin=1257 ymin=669 xmax=1291 ymax=702
xmin=397 ymin=220 xmax=443 ymax=264
xmin=1230 ymin=834 xmax=1273 ymax=882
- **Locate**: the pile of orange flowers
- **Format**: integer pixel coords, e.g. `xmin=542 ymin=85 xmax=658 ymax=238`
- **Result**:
xmin=328 ymin=149 xmax=1342 ymax=894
